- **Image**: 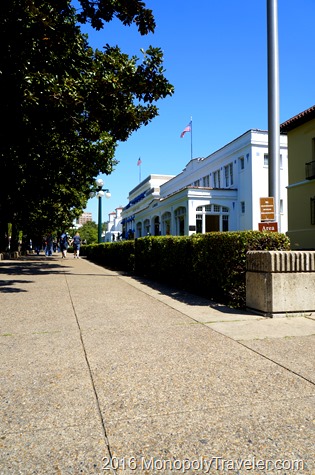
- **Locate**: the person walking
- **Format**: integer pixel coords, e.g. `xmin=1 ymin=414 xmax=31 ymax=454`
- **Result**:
xmin=72 ymin=232 xmax=82 ymax=258
xmin=45 ymin=233 xmax=53 ymax=256
xmin=60 ymin=232 xmax=69 ymax=258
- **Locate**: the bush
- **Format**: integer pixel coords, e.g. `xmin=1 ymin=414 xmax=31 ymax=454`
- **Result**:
xmin=81 ymin=240 xmax=135 ymax=272
xmin=82 ymin=231 xmax=290 ymax=308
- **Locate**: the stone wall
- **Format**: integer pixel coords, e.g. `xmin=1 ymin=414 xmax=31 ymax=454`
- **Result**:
xmin=246 ymin=251 xmax=315 ymax=317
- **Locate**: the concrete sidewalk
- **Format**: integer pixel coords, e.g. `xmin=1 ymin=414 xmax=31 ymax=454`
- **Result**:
xmin=0 ymin=255 xmax=314 ymax=474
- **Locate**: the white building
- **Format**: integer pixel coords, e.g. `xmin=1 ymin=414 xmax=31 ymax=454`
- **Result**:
xmin=121 ymin=129 xmax=288 ymax=238
xmin=121 ymin=174 xmax=175 ymax=238
xmin=104 ymin=207 xmax=123 ymax=242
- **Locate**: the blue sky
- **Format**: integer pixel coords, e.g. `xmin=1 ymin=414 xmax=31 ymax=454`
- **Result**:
xmin=79 ymin=0 xmax=315 ymax=222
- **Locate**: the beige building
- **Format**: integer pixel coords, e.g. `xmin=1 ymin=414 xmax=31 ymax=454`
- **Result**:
xmin=281 ymin=105 xmax=315 ymax=249
xmin=77 ymin=212 xmax=93 ymax=226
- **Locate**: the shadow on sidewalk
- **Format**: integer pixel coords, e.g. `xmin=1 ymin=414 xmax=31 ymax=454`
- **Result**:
xmin=128 ymin=275 xmax=247 ymax=315
xmin=0 ymin=256 xmax=71 ymax=293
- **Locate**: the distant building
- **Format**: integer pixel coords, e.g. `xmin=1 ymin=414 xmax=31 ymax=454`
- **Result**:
xmin=76 ymin=212 xmax=93 ymax=226
xmin=104 ymin=207 xmax=123 ymax=242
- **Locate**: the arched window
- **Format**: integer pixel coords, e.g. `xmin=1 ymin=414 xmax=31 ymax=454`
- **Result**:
xmin=161 ymin=212 xmax=171 ymax=235
xmin=154 ymin=216 xmax=160 ymax=236
xmin=174 ymin=207 xmax=186 ymax=235
xmin=144 ymin=219 xmax=150 ymax=236
xmin=136 ymin=221 xmax=142 ymax=237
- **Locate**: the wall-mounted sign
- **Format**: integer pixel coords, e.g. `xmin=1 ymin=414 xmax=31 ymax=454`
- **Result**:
xmin=260 ymin=197 xmax=275 ymax=221
xmin=258 ymin=222 xmax=278 ymax=232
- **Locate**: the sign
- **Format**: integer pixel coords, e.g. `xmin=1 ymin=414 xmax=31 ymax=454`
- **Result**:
xmin=260 ymin=197 xmax=275 ymax=221
xmin=258 ymin=222 xmax=278 ymax=232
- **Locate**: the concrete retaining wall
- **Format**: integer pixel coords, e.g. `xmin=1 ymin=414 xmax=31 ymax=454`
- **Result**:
xmin=246 ymin=251 xmax=315 ymax=317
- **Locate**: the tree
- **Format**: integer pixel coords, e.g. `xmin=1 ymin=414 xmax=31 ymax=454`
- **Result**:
xmin=77 ymin=221 xmax=98 ymax=244
xmin=0 ymin=0 xmax=174 ymax=250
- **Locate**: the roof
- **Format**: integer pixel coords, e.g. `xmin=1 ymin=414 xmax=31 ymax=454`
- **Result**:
xmin=280 ymin=105 xmax=315 ymax=132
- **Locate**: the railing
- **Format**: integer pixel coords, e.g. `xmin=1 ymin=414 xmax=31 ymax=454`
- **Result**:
xmin=305 ymin=160 xmax=315 ymax=180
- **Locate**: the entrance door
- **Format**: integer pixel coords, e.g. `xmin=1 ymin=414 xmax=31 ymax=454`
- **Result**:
xmin=206 ymin=215 xmax=219 ymax=232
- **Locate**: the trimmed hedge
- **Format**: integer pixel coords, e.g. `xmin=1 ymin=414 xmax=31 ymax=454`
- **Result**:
xmin=81 ymin=231 xmax=290 ymax=308
xmin=81 ymin=240 xmax=135 ymax=273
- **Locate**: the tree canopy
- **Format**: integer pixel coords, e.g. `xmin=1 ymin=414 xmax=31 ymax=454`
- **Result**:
xmin=0 ymin=0 xmax=174 ymax=250
xmin=75 ymin=220 xmax=98 ymax=244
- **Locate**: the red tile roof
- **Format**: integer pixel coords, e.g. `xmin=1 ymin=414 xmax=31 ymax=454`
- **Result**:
xmin=280 ymin=105 xmax=315 ymax=132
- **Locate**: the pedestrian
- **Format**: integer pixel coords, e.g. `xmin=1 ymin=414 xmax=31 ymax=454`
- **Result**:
xmin=33 ymin=235 xmax=42 ymax=255
xmin=45 ymin=233 xmax=53 ymax=256
xmin=60 ymin=231 xmax=69 ymax=258
xmin=72 ymin=231 xmax=82 ymax=258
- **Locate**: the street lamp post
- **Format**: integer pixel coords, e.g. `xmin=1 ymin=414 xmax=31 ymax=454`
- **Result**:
xmin=90 ymin=178 xmax=111 ymax=243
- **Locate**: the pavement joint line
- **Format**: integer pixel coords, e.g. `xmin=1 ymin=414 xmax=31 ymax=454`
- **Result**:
xmin=82 ymin=394 xmax=315 ymax=424
xmin=63 ymin=272 xmax=116 ymax=473
xmin=174 ymin=319 xmax=262 ymax=325
xmin=115 ymin=272 xmax=315 ymax=390
xmin=237 ymin=340 xmax=315 ymax=388
xmin=175 ymin=311 xmax=315 ymax=389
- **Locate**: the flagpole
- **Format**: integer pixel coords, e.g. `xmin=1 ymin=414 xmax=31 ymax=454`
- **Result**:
xmin=180 ymin=118 xmax=193 ymax=160
xmin=190 ymin=116 xmax=193 ymax=160
xmin=137 ymin=157 xmax=142 ymax=182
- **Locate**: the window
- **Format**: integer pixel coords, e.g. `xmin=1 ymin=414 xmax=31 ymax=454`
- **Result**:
xmin=264 ymin=154 xmax=283 ymax=167
xmin=280 ymin=199 xmax=283 ymax=214
xmin=222 ymin=215 xmax=229 ymax=232
xmin=202 ymin=175 xmax=210 ymax=187
xmin=162 ymin=212 xmax=171 ymax=235
xmin=136 ymin=222 xmax=142 ymax=238
xmin=230 ymin=163 xmax=234 ymax=185
xmin=175 ymin=207 xmax=186 ymax=235
xmin=195 ymin=205 xmax=230 ymax=233
xmin=144 ymin=219 xmax=150 ymax=235
xmin=224 ymin=163 xmax=233 ymax=187
xmin=224 ymin=165 xmax=229 ymax=186
xmin=241 ymin=201 xmax=245 ymax=213
xmin=194 ymin=179 xmax=200 ymax=186
xmin=239 ymin=156 xmax=245 ymax=170
xmin=213 ymin=170 xmax=220 ymax=188
xmin=264 ymin=154 xmax=269 ymax=166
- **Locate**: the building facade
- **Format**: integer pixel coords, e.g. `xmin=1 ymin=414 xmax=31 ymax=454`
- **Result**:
xmin=280 ymin=105 xmax=315 ymax=249
xmin=104 ymin=207 xmax=123 ymax=242
xmin=121 ymin=174 xmax=175 ymax=238
xmin=122 ymin=130 xmax=288 ymax=238
xmin=76 ymin=212 xmax=93 ymax=226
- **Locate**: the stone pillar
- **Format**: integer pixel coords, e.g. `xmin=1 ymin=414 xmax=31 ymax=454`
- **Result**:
xmin=246 ymin=251 xmax=315 ymax=317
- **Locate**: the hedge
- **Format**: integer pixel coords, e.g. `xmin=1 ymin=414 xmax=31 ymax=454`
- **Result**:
xmin=81 ymin=231 xmax=290 ymax=308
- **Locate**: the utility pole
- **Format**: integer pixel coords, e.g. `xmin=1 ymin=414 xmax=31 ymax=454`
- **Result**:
xmin=267 ymin=0 xmax=280 ymax=231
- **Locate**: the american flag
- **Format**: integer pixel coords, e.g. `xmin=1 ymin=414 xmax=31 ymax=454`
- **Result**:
xmin=180 ymin=121 xmax=192 ymax=138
